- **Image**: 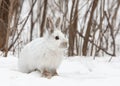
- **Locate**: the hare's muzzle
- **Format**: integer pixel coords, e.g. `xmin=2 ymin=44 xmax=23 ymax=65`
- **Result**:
xmin=59 ymin=41 xmax=68 ymax=48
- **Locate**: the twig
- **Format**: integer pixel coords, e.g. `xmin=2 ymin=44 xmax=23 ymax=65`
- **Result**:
xmin=8 ymin=0 xmax=37 ymax=51
xmin=104 ymin=11 xmax=116 ymax=56
xmin=77 ymin=31 xmax=115 ymax=56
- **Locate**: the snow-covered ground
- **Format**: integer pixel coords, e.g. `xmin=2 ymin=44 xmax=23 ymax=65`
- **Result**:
xmin=0 ymin=56 xmax=120 ymax=86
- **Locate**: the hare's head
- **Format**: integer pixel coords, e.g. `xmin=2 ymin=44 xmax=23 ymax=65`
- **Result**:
xmin=46 ymin=17 xmax=68 ymax=49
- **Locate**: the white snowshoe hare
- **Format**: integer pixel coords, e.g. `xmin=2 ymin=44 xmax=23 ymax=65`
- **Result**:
xmin=18 ymin=17 xmax=68 ymax=78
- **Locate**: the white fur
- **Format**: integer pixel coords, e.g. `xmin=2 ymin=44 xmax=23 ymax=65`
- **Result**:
xmin=18 ymin=30 xmax=67 ymax=73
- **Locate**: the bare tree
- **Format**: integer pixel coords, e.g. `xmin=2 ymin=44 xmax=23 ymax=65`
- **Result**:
xmin=30 ymin=0 xmax=34 ymax=41
xmin=0 ymin=0 xmax=120 ymax=57
xmin=40 ymin=0 xmax=48 ymax=37
xmin=0 ymin=0 xmax=10 ymax=51
xmin=82 ymin=0 xmax=98 ymax=56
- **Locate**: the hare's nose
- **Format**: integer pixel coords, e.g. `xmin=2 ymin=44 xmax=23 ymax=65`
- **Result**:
xmin=63 ymin=42 xmax=67 ymax=47
xmin=60 ymin=41 xmax=67 ymax=48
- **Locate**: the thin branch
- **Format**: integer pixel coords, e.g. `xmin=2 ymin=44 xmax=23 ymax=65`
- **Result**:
xmin=104 ymin=11 xmax=116 ymax=56
xmin=77 ymin=31 xmax=115 ymax=56
xmin=8 ymin=0 xmax=37 ymax=51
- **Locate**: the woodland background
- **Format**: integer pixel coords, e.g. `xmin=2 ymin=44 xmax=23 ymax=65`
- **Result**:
xmin=0 ymin=0 xmax=120 ymax=57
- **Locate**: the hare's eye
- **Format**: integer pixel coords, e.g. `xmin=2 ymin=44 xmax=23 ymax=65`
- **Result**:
xmin=55 ymin=36 xmax=59 ymax=40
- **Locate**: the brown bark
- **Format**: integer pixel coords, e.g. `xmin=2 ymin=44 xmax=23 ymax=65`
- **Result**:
xmin=68 ymin=0 xmax=79 ymax=56
xmin=0 ymin=0 xmax=10 ymax=51
xmin=40 ymin=0 xmax=48 ymax=37
xmin=4 ymin=0 xmax=21 ymax=56
xmin=82 ymin=0 xmax=98 ymax=56
xmin=0 ymin=20 xmax=7 ymax=51
xmin=30 ymin=0 xmax=34 ymax=41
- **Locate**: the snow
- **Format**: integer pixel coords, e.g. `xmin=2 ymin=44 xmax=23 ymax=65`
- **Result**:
xmin=0 ymin=56 xmax=120 ymax=86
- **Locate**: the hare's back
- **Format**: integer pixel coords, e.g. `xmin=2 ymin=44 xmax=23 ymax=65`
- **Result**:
xmin=20 ymin=38 xmax=45 ymax=59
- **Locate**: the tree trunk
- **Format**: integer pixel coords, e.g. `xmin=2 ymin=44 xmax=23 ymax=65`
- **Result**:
xmin=0 ymin=0 xmax=10 ymax=51
xmin=82 ymin=0 xmax=98 ymax=56
xmin=30 ymin=0 xmax=34 ymax=41
xmin=68 ymin=0 xmax=79 ymax=56
xmin=40 ymin=0 xmax=48 ymax=37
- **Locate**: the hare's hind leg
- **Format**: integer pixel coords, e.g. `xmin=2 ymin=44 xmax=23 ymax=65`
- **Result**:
xmin=42 ymin=69 xmax=52 ymax=79
xmin=41 ymin=69 xmax=58 ymax=79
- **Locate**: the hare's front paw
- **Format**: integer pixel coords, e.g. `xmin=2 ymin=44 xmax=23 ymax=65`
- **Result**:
xmin=42 ymin=69 xmax=58 ymax=79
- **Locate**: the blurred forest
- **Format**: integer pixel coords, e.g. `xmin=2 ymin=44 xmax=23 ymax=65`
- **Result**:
xmin=0 ymin=0 xmax=120 ymax=57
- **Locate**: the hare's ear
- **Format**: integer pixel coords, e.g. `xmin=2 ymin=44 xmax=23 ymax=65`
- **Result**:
xmin=55 ymin=17 xmax=60 ymax=28
xmin=46 ymin=17 xmax=54 ymax=34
